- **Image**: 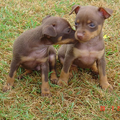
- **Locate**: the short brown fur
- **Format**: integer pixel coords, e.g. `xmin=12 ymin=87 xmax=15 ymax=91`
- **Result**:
xmin=3 ymin=16 xmax=76 ymax=97
xmin=58 ymin=5 xmax=113 ymax=91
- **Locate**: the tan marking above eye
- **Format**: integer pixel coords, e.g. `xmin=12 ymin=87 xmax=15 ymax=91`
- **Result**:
xmin=77 ymin=19 xmax=80 ymax=23
xmin=87 ymin=20 xmax=92 ymax=24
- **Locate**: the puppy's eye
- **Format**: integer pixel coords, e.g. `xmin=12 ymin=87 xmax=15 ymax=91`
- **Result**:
xmin=88 ymin=22 xmax=96 ymax=28
xmin=67 ymin=28 xmax=71 ymax=33
xmin=64 ymin=28 xmax=71 ymax=34
xmin=75 ymin=22 xmax=78 ymax=26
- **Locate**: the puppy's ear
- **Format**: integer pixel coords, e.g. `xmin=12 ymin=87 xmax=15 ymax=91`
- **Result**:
xmin=69 ymin=5 xmax=80 ymax=15
xmin=42 ymin=15 xmax=51 ymax=23
xmin=42 ymin=25 xmax=57 ymax=37
xmin=98 ymin=7 xmax=113 ymax=19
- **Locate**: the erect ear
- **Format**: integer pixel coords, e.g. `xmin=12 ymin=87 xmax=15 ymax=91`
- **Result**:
xmin=42 ymin=15 xmax=51 ymax=23
xmin=98 ymin=7 xmax=113 ymax=19
xmin=42 ymin=25 xmax=57 ymax=37
xmin=69 ymin=5 xmax=80 ymax=15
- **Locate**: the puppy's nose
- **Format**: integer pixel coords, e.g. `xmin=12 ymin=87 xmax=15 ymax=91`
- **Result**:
xmin=77 ymin=33 xmax=83 ymax=40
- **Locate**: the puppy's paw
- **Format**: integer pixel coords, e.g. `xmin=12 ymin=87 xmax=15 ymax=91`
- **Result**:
xmin=18 ymin=75 xmax=24 ymax=80
xmin=100 ymin=83 xmax=113 ymax=92
xmin=92 ymin=69 xmax=99 ymax=74
xmin=2 ymin=84 xmax=12 ymax=92
xmin=41 ymin=88 xmax=51 ymax=97
xmin=50 ymin=73 xmax=58 ymax=84
xmin=50 ymin=78 xmax=58 ymax=84
xmin=57 ymin=79 xmax=68 ymax=87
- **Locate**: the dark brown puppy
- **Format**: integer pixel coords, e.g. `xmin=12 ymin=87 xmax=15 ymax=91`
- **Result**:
xmin=3 ymin=16 xmax=76 ymax=97
xmin=58 ymin=5 xmax=113 ymax=91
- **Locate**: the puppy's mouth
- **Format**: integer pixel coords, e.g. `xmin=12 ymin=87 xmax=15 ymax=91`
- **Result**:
xmin=75 ymin=36 xmax=87 ymax=43
xmin=75 ymin=32 xmax=89 ymax=43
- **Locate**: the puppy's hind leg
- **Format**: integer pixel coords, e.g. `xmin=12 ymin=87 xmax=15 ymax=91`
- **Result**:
xmin=3 ymin=59 xmax=20 ymax=92
xmin=91 ymin=62 xmax=99 ymax=74
xmin=41 ymin=60 xmax=51 ymax=97
xmin=58 ymin=45 xmax=67 ymax=65
xmin=49 ymin=46 xmax=58 ymax=84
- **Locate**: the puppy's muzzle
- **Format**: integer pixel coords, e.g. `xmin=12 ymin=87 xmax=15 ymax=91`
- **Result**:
xmin=77 ymin=33 xmax=84 ymax=40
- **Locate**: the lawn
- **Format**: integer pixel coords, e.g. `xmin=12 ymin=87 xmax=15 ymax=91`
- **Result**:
xmin=0 ymin=0 xmax=120 ymax=119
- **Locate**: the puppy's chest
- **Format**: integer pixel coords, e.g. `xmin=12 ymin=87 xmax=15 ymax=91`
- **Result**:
xmin=73 ymin=47 xmax=104 ymax=64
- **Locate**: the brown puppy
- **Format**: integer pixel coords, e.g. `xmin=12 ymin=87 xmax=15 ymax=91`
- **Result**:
xmin=3 ymin=15 xmax=76 ymax=97
xmin=58 ymin=5 xmax=113 ymax=91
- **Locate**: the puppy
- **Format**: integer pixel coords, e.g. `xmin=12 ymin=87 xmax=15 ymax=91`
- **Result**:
xmin=58 ymin=5 xmax=113 ymax=91
xmin=3 ymin=15 xmax=76 ymax=97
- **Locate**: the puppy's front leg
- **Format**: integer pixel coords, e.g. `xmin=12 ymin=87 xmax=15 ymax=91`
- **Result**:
xmin=3 ymin=59 xmax=19 ymax=92
xmin=41 ymin=60 xmax=51 ymax=97
xmin=97 ymin=55 xmax=113 ymax=91
xmin=58 ymin=55 xmax=74 ymax=86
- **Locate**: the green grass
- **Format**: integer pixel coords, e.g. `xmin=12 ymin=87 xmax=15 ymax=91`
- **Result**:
xmin=0 ymin=0 xmax=120 ymax=119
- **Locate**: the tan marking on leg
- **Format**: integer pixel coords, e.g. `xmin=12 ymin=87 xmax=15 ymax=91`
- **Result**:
xmin=87 ymin=20 xmax=92 ymax=24
xmin=3 ymin=71 xmax=16 ymax=92
xmin=50 ymin=69 xmax=58 ymax=84
xmin=99 ymin=75 xmax=113 ymax=91
xmin=49 ymin=54 xmax=58 ymax=84
xmin=99 ymin=68 xmax=113 ymax=91
xmin=57 ymin=69 xmax=69 ymax=86
xmin=41 ymin=74 xmax=51 ymax=97
xmin=91 ymin=62 xmax=98 ymax=74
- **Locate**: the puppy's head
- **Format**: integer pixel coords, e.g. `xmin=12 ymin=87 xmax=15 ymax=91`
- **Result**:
xmin=41 ymin=16 xmax=76 ymax=45
xmin=69 ymin=5 xmax=113 ymax=42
